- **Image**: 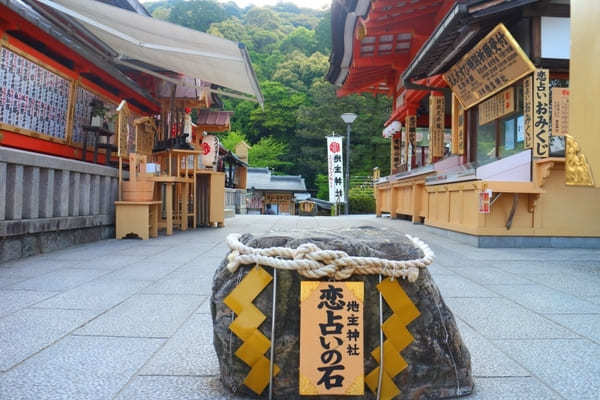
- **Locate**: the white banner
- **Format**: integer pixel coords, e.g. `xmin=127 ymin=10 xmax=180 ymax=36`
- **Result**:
xmin=327 ymin=136 xmax=344 ymax=203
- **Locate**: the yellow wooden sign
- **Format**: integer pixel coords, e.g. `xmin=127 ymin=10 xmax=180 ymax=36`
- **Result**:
xmin=451 ymin=94 xmax=465 ymax=155
xmin=551 ymin=87 xmax=569 ymax=136
xmin=299 ymin=282 xmax=364 ymax=396
xmin=533 ymin=69 xmax=550 ymax=158
xmin=429 ymin=95 xmax=445 ymax=158
xmin=478 ymin=87 xmax=514 ymax=126
xmin=443 ymin=23 xmax=535 ymax=109
xmin=391 ymin=134 xmax=402 ymax=174
xmin=523 ymin=75 xmax=534 ymax=149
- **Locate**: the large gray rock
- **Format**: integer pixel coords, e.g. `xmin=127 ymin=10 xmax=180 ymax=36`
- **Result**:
xmin=211 ymin=227 xmax=473 ymax=399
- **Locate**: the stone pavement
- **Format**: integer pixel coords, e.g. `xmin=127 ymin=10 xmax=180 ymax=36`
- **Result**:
xmin=0 ymin=215 xmax=599 ymax=400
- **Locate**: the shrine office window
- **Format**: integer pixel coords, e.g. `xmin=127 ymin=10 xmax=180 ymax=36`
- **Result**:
xmin=473 ymin=80 xmax=525 ymax=165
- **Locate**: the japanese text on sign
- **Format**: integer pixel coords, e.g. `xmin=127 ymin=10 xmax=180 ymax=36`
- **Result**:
xmin=523 ymin=75 xmax=533 ymax=149
xmin=299 ymin=282 xmax=364 ymax=395
xmin=551 ymin=87 xmax=569 ymax=136
xmin=429 ymin=95 xmax=445 ymax=158
xmin=533 ymin=69 xmax=550 ymax=158
xmin=391 ymin=133 xmax=403 ymax=174
xmin=327 ymin=136 xmax=345 ymax=203
xmin=443 ymin=24 xmax=535 ymax=109
xmin=451 ymin=94 xmax=465 ymax=155
xmin=478 ymin=87 xmax=515 ymax=126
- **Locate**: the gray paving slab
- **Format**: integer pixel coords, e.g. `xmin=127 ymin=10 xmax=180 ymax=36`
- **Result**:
xmin=0 ymin=308 xmax=97 ymax=371
xmin=0 ymin=289 xmax=57 ymax=318
xmin=196 ymin=296 xmax=211 ymax=314
xmin=490 ymin=284 xmax=600 ymax=314
xmin=468 ymin=377 xmax=562 ymax=400
xmin=0 ymin=259 xmax=79 ymax=278
xmin=444 ymin=297 xmax=577 ymax=339
xmin=141 ymin=275 xmax=212 ymax=295
xmin=454 ymin=319 xmax=529 ymax=378
xmin=494 ymin=339 xmax=600 ymax=400
xmin=75 ymin=294 xmax=204 ymax=338
xmin=114 ymin=376 xmax=243 ymax=400
xmin=434 ymin=275 xmax=500 ymax=298
xmin=6 ymin=268 xmax=109 ymax=292
xmin=518 ymin=272 xmax=600 ymax=297
xmin=140 ymin=313 xmax=217 ymax=376
xmin=102 ymin=261 xmax=182 ymax=281
xmin=32 ymin=279 xmax=152 ymax=311
xmin=543 ymin=314 xmax=600 ymax=344
xmin=587 ymin=296 xmax=600 ymax=305
xmin=0 ymin=335 xmax=164 ymax=400
xmin=450 ymin=267 xmax=534 ymax=285
xmin=0 ymin=277 xmax=26 ymax=289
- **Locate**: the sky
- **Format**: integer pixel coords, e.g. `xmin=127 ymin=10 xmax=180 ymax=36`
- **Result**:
xmin=143 ymin=0 xmax=331 ymax=10
xmin=218 ymin=0 xmax=330 ymax=8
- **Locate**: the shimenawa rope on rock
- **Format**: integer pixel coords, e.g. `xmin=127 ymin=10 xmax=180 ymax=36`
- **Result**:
xmin=225 ymin=233 xmax=435 ymax=282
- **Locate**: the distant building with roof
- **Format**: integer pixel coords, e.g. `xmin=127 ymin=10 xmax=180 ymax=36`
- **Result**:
xmin=246 ymin=168 xmax=308 ymax=215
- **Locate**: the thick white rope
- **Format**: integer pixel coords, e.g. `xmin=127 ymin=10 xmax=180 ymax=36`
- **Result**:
xmin=225 ymin=233 xmax=434 ymax=283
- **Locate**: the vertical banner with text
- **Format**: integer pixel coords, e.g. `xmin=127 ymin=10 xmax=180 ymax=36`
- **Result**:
xmin=451 ymin=94 xmax=464 ymax=155
xmin=429 ymin=94 xmax=445 ymax=159
xmin=327 ymin=136 xmax=345 ymax=203
xmin=533 ymin=69 xmax=550 ymax=158
xmin=406 ymin=115 xmax=417 ymax=168
xmin=299 ymin=282 xmax=364 ymax=396
xmin=523 ymin=75 xmax=533 ymax=149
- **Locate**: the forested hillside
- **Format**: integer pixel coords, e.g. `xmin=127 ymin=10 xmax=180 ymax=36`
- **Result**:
xmin=144 ymin=0 xmax=391 ymax=194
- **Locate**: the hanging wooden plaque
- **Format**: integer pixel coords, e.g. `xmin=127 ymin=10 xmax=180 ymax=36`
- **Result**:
xmin=451 ymin=94 xmax=464 ymax=155
xmin=551 ymin=87 xmax=569 ymax=136
xmin=523 ymin=75 xmax=533 ymax=149
xmin=443 ymin=23 xmax=535 ymax=109
xmin=429 ymin=95 xmax=445 ymax=158
xmin=299 ymin=282 xmax=364 ymax=396
xmin=533 ymin=69 xmax=550 ymax=158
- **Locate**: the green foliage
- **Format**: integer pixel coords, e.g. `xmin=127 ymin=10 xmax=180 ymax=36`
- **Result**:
xmin=143 ymin=0 xmax=391 ymax=193
xmin=348 ymin=187 xmax=376 ymax=215
xmin=220 ymin=131 xmax=247 ymax=151
xmin=248 ymin=137 xmax=291 ymax=169
xmin=314 ymin=174 xmax=329 ymax=200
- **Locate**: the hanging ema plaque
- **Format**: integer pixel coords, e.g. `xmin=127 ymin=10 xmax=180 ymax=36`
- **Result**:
xmin=299 ymin=282 xmax=364 ymax=396
xmin=443 ymin=24 xmax=535 ymax=109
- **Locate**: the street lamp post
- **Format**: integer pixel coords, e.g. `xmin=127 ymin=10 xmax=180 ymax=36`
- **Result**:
xmin=341 ymin=112 xmax=357 ymax=215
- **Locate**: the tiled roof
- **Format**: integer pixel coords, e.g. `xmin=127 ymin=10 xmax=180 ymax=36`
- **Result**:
xmin=246 ymin=168 xmax=307 ymax=192
xmin=196 ymin=110 xmax=233 ymax=127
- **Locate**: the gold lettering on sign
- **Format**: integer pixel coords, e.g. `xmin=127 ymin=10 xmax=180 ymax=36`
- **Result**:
xmin=533 ymin=69 xmax=550 ymax=158
xmin=429 ymin=95 xmax=445 ymax=158
xmin=451 ymin=94 xmax=465 ymax=155
xmin=523 ymin=75 xmax=533 ymax=149
xmin=299 ymin=282 xmax=364 ymax=396
xmin=478 ymin=87 xmax=514 ymax=126
xmin=443 ymin=23 xmax=535 ymax=109
xmin=551 ymin=87 xmax=569 ymax=136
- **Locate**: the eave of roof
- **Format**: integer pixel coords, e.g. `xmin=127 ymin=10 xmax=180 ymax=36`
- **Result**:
xmin=402 ymin=0 xmax=541 ymax=82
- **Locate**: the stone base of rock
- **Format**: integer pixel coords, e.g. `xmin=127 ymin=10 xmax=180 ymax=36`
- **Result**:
xmin=211 ymin=227 xmax=474 ymax=399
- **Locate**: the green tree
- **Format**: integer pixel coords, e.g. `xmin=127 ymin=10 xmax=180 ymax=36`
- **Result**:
xmin=168 ymin=0 xmax=226 ymax=32
xmin=248 ymin=136 xmax=291 ymax=169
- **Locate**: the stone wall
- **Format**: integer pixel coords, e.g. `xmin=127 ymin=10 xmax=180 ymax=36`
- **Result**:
xmin=0 ymin=147 xmax=120 ymax=262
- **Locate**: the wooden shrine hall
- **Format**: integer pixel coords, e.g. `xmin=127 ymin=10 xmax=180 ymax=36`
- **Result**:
xmin=328 ymin=0 xmax=600 ymax=247
xmin=0 ymin=0 xmax=263 ymax=259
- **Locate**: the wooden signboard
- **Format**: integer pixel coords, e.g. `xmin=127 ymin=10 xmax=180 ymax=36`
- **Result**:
xmin=443 ymin=24 xmax=535 ymax=109
xmin=451 ymin=94 xmax=464 ymax=155
xmin=523 ymin=75 xmax=533 ymax=149
xmin=391 ymin=133 xmax=402 ymax=174
xmin=551 ymin=87 xmax=569 ymax=136
xmin=406 ymin=115 xmax=417 ymax=165
xmin=429 ymin=95 xmax=445 ymax=158
xmin=478 ymin=87 xmax=514 ymax=126
xmin=533 ymin=69 xmax=550 ymax=158
xmin=299 ymin=282 xmax=364 ymax=396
